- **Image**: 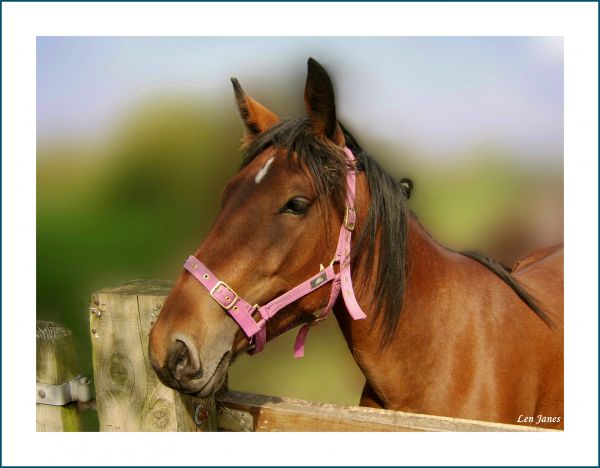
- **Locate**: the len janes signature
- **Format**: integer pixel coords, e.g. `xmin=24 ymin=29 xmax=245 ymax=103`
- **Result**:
xmin=517 ymin=414 xmax=561 ymax=424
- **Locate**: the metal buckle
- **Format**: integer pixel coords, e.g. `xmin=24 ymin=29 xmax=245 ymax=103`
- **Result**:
xmin=210 ymin=281 xmax=239 ymax=310
xmin=343 ymin=206 xmax=355 ymax=231
xmin=312 ymin=312 xmax=326 ymax=324
xmin=250 ymin=304 xmax=261 ymax=320
xmin=320 ymin=259 xmax=336 ymax=271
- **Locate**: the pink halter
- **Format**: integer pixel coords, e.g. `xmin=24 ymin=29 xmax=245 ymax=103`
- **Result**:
xmin=183 ymin=147 xmax=366 ymax=357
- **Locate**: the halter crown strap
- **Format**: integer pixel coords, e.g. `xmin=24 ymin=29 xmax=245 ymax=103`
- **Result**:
xmin=183 ymin=147 xmax=367 ymax=356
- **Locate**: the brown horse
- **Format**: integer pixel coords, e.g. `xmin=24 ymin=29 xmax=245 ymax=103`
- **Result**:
xmin=149 ymin=58 xmax=563 ymax=429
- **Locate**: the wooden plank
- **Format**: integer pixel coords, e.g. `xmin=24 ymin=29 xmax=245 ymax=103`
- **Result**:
xmin=36 ymin=321 xmax=82 ymax=432
xmin=217 ymin=391 xmax=559 ymax=432
xmin=90 ymin=280 xmax=216 ymax=431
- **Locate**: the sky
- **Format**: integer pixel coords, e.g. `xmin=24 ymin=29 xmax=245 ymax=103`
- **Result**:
xmin=37 ymin=36 xmax=563 ymax=163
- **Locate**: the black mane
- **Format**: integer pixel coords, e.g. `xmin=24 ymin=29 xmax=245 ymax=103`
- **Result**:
xmin=242 ymin=117 xmax=551 ymax=345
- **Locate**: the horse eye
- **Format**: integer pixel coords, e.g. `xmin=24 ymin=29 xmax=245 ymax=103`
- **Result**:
xmin=280 ymin=197 xmax=310 ymax=215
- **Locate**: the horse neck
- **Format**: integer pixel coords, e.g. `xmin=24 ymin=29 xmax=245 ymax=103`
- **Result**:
xmin=333 ymin=206 xmax=458 ymax=401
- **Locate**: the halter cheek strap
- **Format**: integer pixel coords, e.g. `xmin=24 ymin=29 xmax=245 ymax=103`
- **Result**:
xmin=183 ymin=147 xmax=366 ymax=357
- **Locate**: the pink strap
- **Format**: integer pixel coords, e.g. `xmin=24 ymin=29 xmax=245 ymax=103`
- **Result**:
xmin=293 ymin=148 xmax=366 ymax=357
xmin=184 ymin=257 xmax=262 ymax=338
xmin=261 ymin=264 xmax=337 ymax=318
xmin=184 ymin=147 xmax=367 ymax=357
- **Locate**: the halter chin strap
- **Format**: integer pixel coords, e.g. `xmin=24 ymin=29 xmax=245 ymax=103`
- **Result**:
xmin=183 ymin=147 xmax=367 ymax=357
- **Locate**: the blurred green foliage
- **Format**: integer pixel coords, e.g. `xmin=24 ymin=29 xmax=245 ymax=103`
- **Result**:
xmin=37 ymin=95 xmax=562 ymax=430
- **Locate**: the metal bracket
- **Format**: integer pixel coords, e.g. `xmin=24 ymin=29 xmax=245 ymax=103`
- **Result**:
xmin=217 ymin=406 xmax=254 ymax=432
xmin=36 ymin=376 xmax=92 ymax=406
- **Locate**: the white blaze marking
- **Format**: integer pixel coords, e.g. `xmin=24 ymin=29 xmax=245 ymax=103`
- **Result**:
xmin=255 ymin=157 xmax=275 ymax=184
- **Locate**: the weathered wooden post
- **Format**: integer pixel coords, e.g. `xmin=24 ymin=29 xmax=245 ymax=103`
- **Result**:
xmin=36 ymin=321 xmax=91 ymax=431
xmin=89 ymin=280 xmax=217 ymax=431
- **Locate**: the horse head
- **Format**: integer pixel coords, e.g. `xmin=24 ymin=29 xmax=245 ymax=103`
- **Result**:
xmin=148 ymin=59 xmax=363 ymax=396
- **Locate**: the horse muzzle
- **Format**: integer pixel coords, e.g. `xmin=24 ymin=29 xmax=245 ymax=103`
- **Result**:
xmin=149 ymin=331 xmax=231 ymax=397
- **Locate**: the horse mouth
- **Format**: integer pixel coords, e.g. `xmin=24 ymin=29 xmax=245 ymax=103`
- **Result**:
xmin=183 ymin=351 xmax=230 ymax=398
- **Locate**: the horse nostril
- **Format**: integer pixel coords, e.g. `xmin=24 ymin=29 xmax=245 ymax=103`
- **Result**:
xmin=167 ymin=339 xmax=203 ymax=382
xmin=175 ymin=343 xmax=190 ymax=374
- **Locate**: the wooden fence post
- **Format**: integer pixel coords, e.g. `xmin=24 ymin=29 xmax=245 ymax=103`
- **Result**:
xmin=89 ymin=280 xmax=217 ymax=431
xmin=36 ymin=321 xmax=85 ymax=431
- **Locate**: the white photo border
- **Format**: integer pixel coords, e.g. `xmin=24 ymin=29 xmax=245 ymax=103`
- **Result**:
xmin=3 ymin=1 xmax=597 ymax=466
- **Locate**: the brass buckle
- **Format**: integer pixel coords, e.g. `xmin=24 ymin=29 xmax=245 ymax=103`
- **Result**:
xmin=343 ymin=206 xmax=355 ymax=231
xmin=250 ymin=304 xmax=261 ymax=320
xmin=210 ymin=281 xmax=239 ymax=310
xmin=312 ymin=311 xmax=326 ymax=324
xmin=319 ymin=258 xmax=337 ymax=272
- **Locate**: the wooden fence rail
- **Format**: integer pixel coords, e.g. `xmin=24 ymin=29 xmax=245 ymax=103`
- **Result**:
xmin=36 ymin=280 xmax=558 ymax=432
xmin=216 ymin=391 xmax=556 ymax=432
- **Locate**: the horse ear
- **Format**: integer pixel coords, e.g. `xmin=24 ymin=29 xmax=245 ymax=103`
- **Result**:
xmin=231 ymin=78 xmax=279 ymax=143
xmin=304 ymin=58 xmax=344 ymax=146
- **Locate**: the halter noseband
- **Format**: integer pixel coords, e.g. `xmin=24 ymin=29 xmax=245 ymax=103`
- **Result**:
xmin=183 ymin=147 xmax=367 ymax=357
